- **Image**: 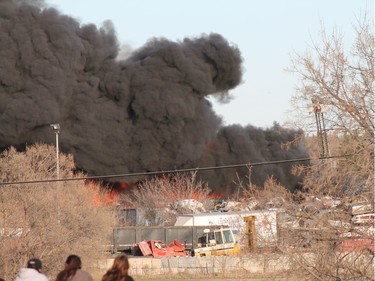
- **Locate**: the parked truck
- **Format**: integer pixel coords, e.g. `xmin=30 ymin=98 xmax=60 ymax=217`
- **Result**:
xmin=112 ymin=210 xmax=277 ymax=256
xmin=174 ymin=210 xmax=278 ymax=250
xmin=192 ymin=226 xmax=241 ymax=256
xmin=112 ymin=225 xmax=228 ymax=255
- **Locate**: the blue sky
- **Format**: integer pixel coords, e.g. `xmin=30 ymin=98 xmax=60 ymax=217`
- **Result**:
xmin=45 ymin=0 xmax=373 ymax=128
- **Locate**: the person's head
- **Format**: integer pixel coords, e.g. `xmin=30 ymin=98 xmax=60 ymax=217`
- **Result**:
xmin=56 ymin=255 xmax=82 ymax=281
xmin=27 ymin=258 xmax=43 ymax=273
xmin=111 ymin=254 xmax=130 ymax=277
xmin=65 ymin=255 xmax=81 ymax=270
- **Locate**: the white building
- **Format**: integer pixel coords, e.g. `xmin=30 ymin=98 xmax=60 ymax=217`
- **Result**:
xmin=175 ymin=210 xmax=279 ymax=248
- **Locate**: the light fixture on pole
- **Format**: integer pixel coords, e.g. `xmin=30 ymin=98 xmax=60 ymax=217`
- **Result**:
xmin=50 ymin=123 xmax=60 ymax=180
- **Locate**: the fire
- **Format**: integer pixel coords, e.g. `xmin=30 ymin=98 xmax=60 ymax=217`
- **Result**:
xmin=86 ymin=176 xmax=223 ymax=206
xmin=85 ymin=179 xmax=136 ymax=206
xmin=208 ymin=192 xmax=224 ymax=199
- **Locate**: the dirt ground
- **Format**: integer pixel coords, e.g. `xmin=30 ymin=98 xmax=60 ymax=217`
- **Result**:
xmin=135 ymin=278 xmax=305 ymax=281
xmin=134 ymin=277 xmax=302 ymax=281
xmin=134 ymin=274 xmax=308 ymax=281
xmin=92 ymin=269 xmax=307 ymax=281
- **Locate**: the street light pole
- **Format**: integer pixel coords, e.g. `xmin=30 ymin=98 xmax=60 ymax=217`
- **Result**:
xmin=50 ymin=123 xmax=61 ymax=224
xmin=50 ymin=123 xmax=60 ymax=180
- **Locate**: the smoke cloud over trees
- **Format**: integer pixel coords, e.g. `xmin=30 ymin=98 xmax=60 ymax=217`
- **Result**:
xmin=0 ymin=0 xmax=308 ymax=193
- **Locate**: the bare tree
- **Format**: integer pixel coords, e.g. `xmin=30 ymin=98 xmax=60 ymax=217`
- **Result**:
xmin=275 ymin=15 xmax=375 ymax=281
xmin=120 ymin=172 xmax=212 ymax=226
xmin=287 ymin=14 xmax=374 ymax=199
xmin=288 ymin=15 xmax=374 ymax=139
xmin=0 ymin=144 xmax=115 ymax=280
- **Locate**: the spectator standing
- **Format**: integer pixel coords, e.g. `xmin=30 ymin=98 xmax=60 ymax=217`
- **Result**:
xmin=55 ymin=255 xmax=93 ymax=281
xmin=102 ymin=254 xmax=134 ymax=281
xmin=14 ymin=258 xmax=49 ymax=281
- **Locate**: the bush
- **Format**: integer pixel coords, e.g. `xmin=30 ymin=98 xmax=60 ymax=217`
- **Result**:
xmin=0 ymin=144 xmax=115 ymax=280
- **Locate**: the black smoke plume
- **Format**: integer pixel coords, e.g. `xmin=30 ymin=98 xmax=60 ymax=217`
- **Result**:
xmin=0 ymin=0 xmax=308 ymax=193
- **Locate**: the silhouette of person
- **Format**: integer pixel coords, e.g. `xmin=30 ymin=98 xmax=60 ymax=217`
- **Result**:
xmin=101 ymin=254 xmax=134 ymax=281
xmin=55 ymin=255 xmax=93 ymax=281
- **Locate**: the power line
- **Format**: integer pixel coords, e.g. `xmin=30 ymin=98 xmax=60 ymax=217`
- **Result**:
xmin=0 ymin=154 xmax=349 ymax=186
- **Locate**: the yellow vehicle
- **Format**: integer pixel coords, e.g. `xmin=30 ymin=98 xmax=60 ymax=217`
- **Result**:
xmin=192 ymin=227 xmax=241 ymax=256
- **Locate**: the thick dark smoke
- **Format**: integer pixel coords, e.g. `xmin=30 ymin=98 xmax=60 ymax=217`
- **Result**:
xmin=0 ymin=1 xmax=308 ymax=193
